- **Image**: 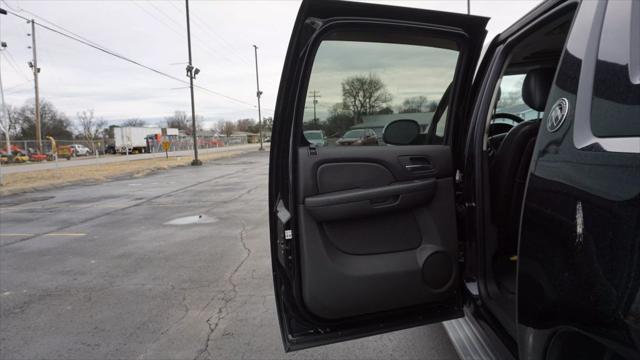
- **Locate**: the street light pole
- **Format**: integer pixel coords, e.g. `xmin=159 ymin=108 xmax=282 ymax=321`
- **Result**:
xmin=252 ymin=45 xmax=263 ymax=151
xmin=184 ymin=0 xmax=201 ymax=166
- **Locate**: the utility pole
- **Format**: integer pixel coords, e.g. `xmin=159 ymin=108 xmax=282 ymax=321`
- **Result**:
xmin=0 ymin=44 xmax=12 ymax=156
xmin=467 ymin=0 xmax=470 ymax=15
xmin=184 ymin=0 xmax=201 ymax=166
xmin=28 ymin=19 xmax=42 ymax=154
xmin=252 ymin=45 xmax=263 ymax=151
xmin=0 ymin=8 xmax=11 ymax=157
xmin=308 ymin=90 xmax=321 ymax=127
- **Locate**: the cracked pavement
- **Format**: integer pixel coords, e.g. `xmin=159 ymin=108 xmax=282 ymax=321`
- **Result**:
xmin=0 ymin=151 xmax=459 ymax=359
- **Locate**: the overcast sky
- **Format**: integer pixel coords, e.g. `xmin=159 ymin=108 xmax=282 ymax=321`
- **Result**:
xmin=0 ymin=0 xmax=541 ymax=129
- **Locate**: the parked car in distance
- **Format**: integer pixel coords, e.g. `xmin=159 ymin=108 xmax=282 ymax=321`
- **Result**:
xmin=69 ymin=144 xmax=92 ymax=156
xmin=303 ymin=130 xmax=327 ymax=146
xmin=336 ymin=129 xmax=378 ymax=146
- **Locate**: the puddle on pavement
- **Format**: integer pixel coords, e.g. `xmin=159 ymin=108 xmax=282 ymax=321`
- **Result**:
xmin=164 ymin=214 xmax=218 ymax=225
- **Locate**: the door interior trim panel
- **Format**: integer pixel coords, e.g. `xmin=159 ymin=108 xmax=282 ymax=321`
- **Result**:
xmin=296 ymin=145 xmax=459 ymax=319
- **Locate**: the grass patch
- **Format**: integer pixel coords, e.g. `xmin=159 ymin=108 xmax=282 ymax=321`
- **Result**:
xmin=0 ymin=150 xmax=246 ymax=196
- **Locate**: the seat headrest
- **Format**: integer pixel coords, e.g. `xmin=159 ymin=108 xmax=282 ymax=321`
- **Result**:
xmin=522 ymin=68 xmax=555 ymax=112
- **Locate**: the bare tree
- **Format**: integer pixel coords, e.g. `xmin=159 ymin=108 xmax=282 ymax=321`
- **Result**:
xmin=215 ymin=119 xmax=225 ymax=135
xmin=77 ymin=109 xmax=107 ymax=151
xmin=165 ymin=111 xmax=189 ymax=131
xmin=122 ymin=118 xmax=146 ymax=127
xmin=3 ymin=104 xmax=20 ymax=137
xmin=194 ymin=114 xmax=205 ymax=133
xmin=399 ymin=96 xmax=429 ymax=113
xmin=263 ymin=116 xmax=273 ymax=131
xmin=222 ymin=121 xmax=235 ymax=138
xmin=236 ymin=118 xmax=256 ymax=132
xmin=341 ymin=73 xmax=392 ymax=123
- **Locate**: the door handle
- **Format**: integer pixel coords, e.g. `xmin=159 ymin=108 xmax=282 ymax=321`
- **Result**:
xmin=398 ymin=155 xmax=434 ymax=173
xmin=405 ymin=164 xmax=432 ymax=172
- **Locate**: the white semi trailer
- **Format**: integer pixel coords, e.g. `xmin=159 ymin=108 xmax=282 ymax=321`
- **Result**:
xmin=113 ymin=127 xmax=161 ymax=154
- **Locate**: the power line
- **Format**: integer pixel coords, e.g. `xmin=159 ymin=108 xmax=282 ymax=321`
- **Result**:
xmin=131 ymin=1 xmax=185 ymax=40
xmin=1 ymin=50 xmax=30 ymax=81
xmin=4 ymin=79 xmax=30 ymax=93
xmin=166 ymin=0 xmax=252 ymax=66
xmin=4 ymin=2 xmax=127 ymax=59
xmin=137 ymin=1 xmax=238 ymax=67
xmin=3 ymin=8 xmax=257 ymax=109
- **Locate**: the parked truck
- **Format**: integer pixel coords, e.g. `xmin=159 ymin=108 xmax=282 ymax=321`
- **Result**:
xmin=113 ymin=127 xmax=161 ymax=154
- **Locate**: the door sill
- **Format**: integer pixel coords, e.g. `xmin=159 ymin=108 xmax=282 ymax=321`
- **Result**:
xmin=443 ymin=310 xmax=514 ymax=360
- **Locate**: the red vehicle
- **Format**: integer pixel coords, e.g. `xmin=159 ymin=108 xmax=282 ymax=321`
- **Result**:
xmin=29 ymin=153 xmax=48 ymax=162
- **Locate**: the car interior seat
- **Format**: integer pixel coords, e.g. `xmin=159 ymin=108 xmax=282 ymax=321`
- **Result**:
xmin=489 ymin=68 xmax=555 ymax=293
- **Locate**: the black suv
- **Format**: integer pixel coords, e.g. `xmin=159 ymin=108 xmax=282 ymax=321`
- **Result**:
xmin=269 ymin=0 xmax=640 ymax=358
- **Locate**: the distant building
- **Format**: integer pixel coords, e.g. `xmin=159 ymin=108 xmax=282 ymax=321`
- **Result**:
xmin=352 ymin=112 xmax=435 ymax=138
xmin=231 ymin=131 xmax=260 ymax=144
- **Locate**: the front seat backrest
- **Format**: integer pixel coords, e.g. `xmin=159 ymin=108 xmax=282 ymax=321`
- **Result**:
xmin=522 ymin=68 xmax=555 ymax=112
xmin=490 ymin=68 xmax=555 ymax=253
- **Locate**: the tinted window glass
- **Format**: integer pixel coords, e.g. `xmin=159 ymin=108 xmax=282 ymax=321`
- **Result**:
xmin=302 ymin=39 xmax=459 ymax=146
xmin=590 ymin=0 xmax=640 ymax=137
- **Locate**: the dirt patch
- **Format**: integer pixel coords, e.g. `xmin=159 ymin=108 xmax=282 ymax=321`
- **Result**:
xmin=0 ymin=151 xmax=246 ymax=196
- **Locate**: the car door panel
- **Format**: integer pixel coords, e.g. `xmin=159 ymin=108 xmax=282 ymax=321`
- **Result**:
xmin=269 ymin=0 xmax=487 ymax=351
xmin=296 ymin=146 xmax=458 ymax=319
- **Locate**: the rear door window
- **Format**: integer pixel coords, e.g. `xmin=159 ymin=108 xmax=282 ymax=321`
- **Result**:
xmin=301 ymin=40 xmax=459 ymax=146
xmin=590 ymin=0 xmax=640 ymax=138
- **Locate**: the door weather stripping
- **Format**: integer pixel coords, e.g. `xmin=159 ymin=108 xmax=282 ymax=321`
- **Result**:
xmin=443 ymin=313 xmax=513 ymax=360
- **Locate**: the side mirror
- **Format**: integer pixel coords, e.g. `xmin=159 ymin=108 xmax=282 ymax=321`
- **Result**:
xmin=383 ymin=119 xmax=421 ymax=145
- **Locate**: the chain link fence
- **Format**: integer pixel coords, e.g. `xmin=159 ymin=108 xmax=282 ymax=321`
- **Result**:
xmin=0 ymin=134 xmax=252 ymax=164
xmin=1 ymin=135 xmax=249 ymax=153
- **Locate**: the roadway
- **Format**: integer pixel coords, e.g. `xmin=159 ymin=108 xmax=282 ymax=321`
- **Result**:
xmin=0 ymin=151 xmax=459 ymax=359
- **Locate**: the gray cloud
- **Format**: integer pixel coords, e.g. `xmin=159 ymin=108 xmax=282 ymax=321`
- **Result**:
xmin=1 ymin=0 xmax=541 ymax=128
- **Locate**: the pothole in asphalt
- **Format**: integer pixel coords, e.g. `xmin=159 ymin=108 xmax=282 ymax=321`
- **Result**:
xmin=164 ymin=214 xmax=218 ymax=225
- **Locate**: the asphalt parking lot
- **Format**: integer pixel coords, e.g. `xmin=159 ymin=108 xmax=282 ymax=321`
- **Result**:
xmin=0 ymin=151 xmax=459 ymax=360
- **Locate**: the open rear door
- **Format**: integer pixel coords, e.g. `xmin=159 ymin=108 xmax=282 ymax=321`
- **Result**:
xmin=269 ymin=0 xmax=487 ymax=351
